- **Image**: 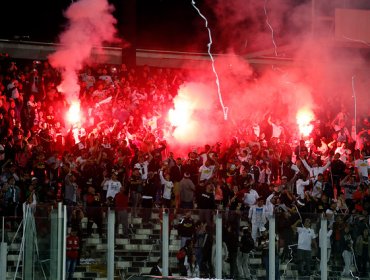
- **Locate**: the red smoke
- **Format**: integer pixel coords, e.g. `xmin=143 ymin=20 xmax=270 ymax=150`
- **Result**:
xmin=168 ymin=82 xmax=224 ymax=146
xmin=48 ymin=0 xmax=118 ymax=125
xmin=46 ymin=0 xmax=369 ymax=150
xmin=164 ymin=0 xmax=370 ymax=148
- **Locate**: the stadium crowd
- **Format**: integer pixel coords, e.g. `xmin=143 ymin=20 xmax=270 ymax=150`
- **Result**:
xmin=0 ymin=56 xmax=369 ymax=278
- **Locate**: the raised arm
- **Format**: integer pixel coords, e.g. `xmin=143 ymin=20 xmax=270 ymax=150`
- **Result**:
xmin=300 ymin=158 xmax=312 ymax=173
xmin=320 ymin=159 xmax=331 ymax=172
xmin=291 ymin=219 xmax=301 ymax=233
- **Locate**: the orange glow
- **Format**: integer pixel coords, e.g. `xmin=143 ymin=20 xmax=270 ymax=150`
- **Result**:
xmin=296 ymin=108 xmax=314 ymax=137
xmin=168 ymin=98 xmax=195 ymax=141
xmin=66 ymin=101 xmax=81 ymax=125
xmin=168 ymin=100 xmax=191 ymax=127
xmin=167 ymin=94 xmax=201 ymax=143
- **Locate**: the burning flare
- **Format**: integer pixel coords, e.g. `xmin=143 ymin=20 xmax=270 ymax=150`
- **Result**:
xmin=296 ymin=108 xmax=314 ymax=137
xmin=168 ymin=98 xmax=195 ymax=141
xmin=168 ymin=100 xmax=192 ymax=127
xmin=66 ymin=101 xmax=82 ymax=125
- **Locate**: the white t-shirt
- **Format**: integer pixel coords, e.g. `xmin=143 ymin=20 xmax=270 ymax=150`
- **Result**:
xmin=199 ymin=165 xmax=215 ymax=181
xmin=354 ymin=159 xmax=369 ymax=179
xmin=134 ymin=161 xmax=150 ymax=180
xmin=334 ymin=147 xmax=351 ymax=163
xmin=159 ymin=171 xmax=173 ymax=200
xmin=248 ymin=205 xmax=267 ymax=230
xmin=297 ymin=227 xmax=316 ymax=251
xmin=162 ymin=181 xmax=174 ymax=200
xmin=105 ymin=179 xmax=122 ymax=199
xmin=296 ymin=179 xmax=310 ymax=199
xmin=311 ymin=180 xmax=322 ymax=199
xmin=243 ymin=189 xmax=259 ymax=207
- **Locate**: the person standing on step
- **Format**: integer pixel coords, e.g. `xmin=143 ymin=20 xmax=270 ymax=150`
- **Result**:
xmin=66 ymin=228 xmax=80 ymax=280
xmin=355 ymin=227 xmax=370 ymax=277
xmin=141 ymin=171 xmax=159 ymax=224
xmin=70 ymin=205 xmax=84 ymax=265
xmin=197 ymin=181 xmax=216 ymax=227
xmin=341 ymin=229 xmax=354 ymax=277
xmin=239 ymin=226 xmax=254 ymax=280
xmin=291 ymin=218 xmax=317 ymax=277
xmin=25 ymin=177 xmax=39 ymax=213
xmin=178 ymin=238 xmax=195 ymax=276
xmin=194 ymin=221 xmax=208 ymax=274
xmin=159 ymin=168 xmax=174 ymax=209
xmin=248 ymin=197 xmax=267 ymax=244
xmin=129 ymin=167 xmax=144 ymax=220
xmin=224 ymin=223 xmax=240 ymax=279
xmin=85 ymin=186 xmax=103 ymax=237
xmin=65 ymin=172 xmax=79 ymax=226
xmin=177 ymin=210 xmax=196 ymax=248
xmin=4 ymin=176 xmax=21 ymax=229
xmin=258 ymin=226 xmax=280 ymax=280
xmin=104 ymin=169 xmax=122 ymax=202
xmin=170 ymin=157 xmax=184 ymax=209
xmin=179 ymin=172 xmax=196 ymax=210
xmin=115 ymin=186 xmax=129 ymax=237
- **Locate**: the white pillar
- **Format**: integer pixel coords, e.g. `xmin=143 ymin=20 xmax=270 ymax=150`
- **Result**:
xmin=50 ymin=208 xmax=58 ymax=279
xmin=107 ymin=209 xmax=115 ymax=280
xmin=215 ymin=211 xmax=222 ymax=279
xmin=0 ymin=217 xmax=7 ymax=280
xmin=57 ymin=203 xmax=63 ymax=280
xmin=320 ymin=217 xmax=328 ymax=280
xmin=0 ymin=242 xmax=6 ymax=280
xmin=23 ymin=205 xmax=34 ymax=280
xmin=162 ymin=209 xmax=169 ymax=276
xmin=269 ymin=216 xmax=275 ymax=280
xmin=62 ymin=205 xmax=67 ymax=280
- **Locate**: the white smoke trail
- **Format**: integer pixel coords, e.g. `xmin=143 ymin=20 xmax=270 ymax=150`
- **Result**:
xmin=191 ymin=0 xmax=229 ymax=120
xmin=263 ymin=0 xmax=278 ymax=56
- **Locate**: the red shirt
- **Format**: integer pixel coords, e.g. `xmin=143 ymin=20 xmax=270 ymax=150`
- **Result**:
xmin=86 ymin=193 xmax=101 ymax=207
xmin=352 ymin=190 xmax=364 ymax=201
xmin=115 ymin=191 xmax=129 ymax=211
xmin=66 ymin=235 xmax=79 ymax=259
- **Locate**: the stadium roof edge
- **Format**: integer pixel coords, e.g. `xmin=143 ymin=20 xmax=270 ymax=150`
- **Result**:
xmin=0 ymin=39 xmax=294 ymax=68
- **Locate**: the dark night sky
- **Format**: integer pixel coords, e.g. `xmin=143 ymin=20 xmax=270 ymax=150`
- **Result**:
xmin=0 ymin=0 xmax=215 ymax=53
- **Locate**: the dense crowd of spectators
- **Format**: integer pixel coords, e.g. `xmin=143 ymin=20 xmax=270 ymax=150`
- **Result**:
xmin=0 ymin=56 xmax=369 ymax=278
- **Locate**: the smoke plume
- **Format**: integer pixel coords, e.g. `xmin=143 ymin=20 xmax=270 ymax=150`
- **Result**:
xmin=48 ymin=0 xmax=118 ymax=102
xmin=167 ymin=0 xmax=370 ymax=148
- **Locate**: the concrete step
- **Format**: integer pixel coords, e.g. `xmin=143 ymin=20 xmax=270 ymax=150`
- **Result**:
xmin=8 ymin=210 xmax=361 ymax=280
